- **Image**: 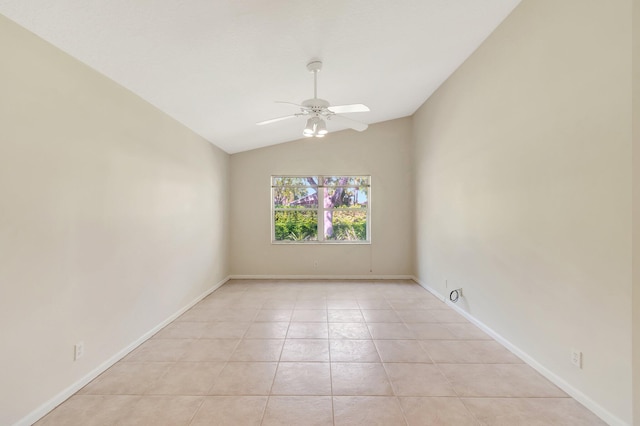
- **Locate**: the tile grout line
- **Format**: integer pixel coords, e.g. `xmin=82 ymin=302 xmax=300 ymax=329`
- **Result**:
xmin=259 ymin=307 xmax=293 ymax=426
xmin=420 ymin=321 xmax=484 ymax=426
xmin=185 ymin=396 xmax=208 ymax=426
xmin=202 ymin=288 xmax=247 ymax=400
xmin=380 ymin=298 xmax=411 ymax=426
xmin=326 ymin=299 xmax=336 ymax=426
xmin=191 ymin=287 xmax=248 ymax=426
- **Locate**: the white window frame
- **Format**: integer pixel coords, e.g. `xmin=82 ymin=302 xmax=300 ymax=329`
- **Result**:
xmin=271 ymin=175 xmax=371 ymax=244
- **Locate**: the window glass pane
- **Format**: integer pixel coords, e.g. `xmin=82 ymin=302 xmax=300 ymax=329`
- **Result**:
xmin=272 ymin=176 xmax=318 ymax=187
xmin=323 ymin=186 xmax=368 ymax=208
xmin=324 ymin=210 xmax=367 ymax=241
xmin=273 ymin=186 xmax=318 ymax=208
xmin=274 ymin=210 xmax=318 ymax=241
xmin=323 ymin=176 xmax=369 ymax=187
xmin=271 ymin=175 xmax=370 ymax=244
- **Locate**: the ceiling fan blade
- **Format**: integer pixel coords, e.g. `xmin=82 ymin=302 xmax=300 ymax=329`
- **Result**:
xmin=256 ymin=115 xmax=298 ymax=126
xmin=275 ymin=101 xmax=307 ymax=108
xmin=327 ymin=104 xmax=370 ymax=114
xmin=329 ymin=114 xmax=369 ymax=132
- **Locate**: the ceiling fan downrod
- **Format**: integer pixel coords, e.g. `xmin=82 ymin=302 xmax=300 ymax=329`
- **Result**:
xmin=307 ymin=60 xmax=322 ymax=100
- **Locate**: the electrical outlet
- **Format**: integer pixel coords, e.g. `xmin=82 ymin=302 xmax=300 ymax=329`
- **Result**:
xmin=74 ymin=342 xmax=84 ymax=361
xmin=445 ymin=279 xmax=448 ymax=288
xmin=570 ymin=349 xmax=582 ymax=369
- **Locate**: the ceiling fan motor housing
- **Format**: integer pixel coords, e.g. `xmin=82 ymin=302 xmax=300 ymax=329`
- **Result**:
xmin=302 ymin=98 xmax=330 ymax=114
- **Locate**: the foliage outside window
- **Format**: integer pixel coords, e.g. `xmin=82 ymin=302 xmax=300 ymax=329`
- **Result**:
xmin=272 ymin=176 xmax=370 ymax=243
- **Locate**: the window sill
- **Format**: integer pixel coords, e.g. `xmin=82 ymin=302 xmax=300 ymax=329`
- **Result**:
xmin=271 ymin=240 xmax=371 ymax=245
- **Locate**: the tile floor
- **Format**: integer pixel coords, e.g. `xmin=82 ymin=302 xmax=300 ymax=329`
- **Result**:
xmin=36 ymin=280 xmax=605 ymax=425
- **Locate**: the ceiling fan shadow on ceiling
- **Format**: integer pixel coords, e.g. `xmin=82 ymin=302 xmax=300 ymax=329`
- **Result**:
xmin=256 ymin=60 xmax=370 ymax=138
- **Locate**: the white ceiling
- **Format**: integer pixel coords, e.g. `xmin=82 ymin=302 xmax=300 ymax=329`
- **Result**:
xmin=0 ymin=0 xmax=521 ymax=153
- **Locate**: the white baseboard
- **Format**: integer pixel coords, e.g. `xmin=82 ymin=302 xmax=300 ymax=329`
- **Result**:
xmin=411 ymin=276 xmax=446 ymax=302
xmin=228 ymin=274 xmax=415 ymax=280
xmin=15 ymin=276 xmax=230 ymax=426
xmin=21 ymin=274 xmax=626 ymax=426
xmin=411 ymin=276 xmax=628 ymax=426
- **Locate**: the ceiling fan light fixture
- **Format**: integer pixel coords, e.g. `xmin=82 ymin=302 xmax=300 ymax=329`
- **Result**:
xmin=316 ymin=118 xmax=328 ymax=136
xmin=303 ymin=118 xmax=316 ymax=137
xmin=303 ymin=116 xmax=328 ymax=138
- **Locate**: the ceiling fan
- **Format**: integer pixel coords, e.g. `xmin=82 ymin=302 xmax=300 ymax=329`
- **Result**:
xmin=256 ymin=60 xmax=370 ymax=138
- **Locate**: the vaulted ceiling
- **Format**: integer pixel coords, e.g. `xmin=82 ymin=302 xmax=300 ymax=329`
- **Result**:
xmin=0 ymin=0 xmax=521 ymax=153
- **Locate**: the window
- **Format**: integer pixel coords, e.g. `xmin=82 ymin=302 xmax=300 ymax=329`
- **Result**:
xmin=272 ymin=176 xmax=370 ymax=243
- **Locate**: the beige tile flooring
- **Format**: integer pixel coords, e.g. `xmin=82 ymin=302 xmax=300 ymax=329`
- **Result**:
xmin=37 ymin=280 xmax=605 ymax=425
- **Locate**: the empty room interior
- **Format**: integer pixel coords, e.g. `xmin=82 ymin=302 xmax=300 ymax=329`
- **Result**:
xmin=1 ymin=0 xmax=639 ymax=425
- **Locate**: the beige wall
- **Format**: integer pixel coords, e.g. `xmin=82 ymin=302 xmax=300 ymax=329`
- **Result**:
xmin=3 ymin=0 xmax=636 ymax=423
xmin=0 ymin=16 xmax=230 ymax=425
xmin=229 ymin=118 xmax=413 ymax=277
xmin=633 ymin=0 xmax=639 ymax=421
xmin=412 ymin=0 xmax=632 ymax=424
